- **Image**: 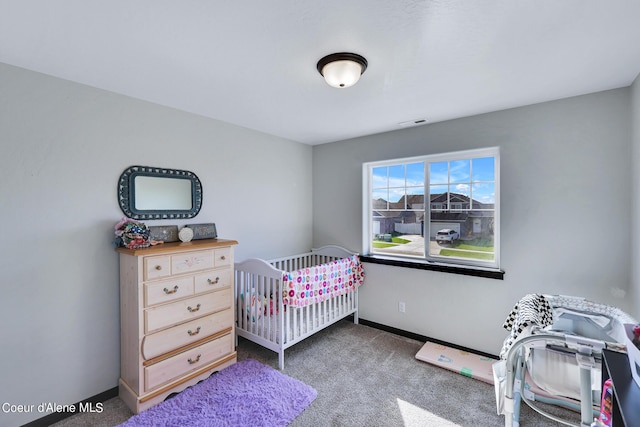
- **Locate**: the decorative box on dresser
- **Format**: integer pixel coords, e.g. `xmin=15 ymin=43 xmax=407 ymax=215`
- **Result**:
xmin=116 ymin=238 xmax=238 ymax=414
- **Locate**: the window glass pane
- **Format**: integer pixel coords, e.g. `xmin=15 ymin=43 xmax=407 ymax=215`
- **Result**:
xmin=372 ymin=166 xmax=388 ymax=189
xmin=406 ymin=162 xmax=424 ymax=185
xmin=406 ymin=187 xmax=424 ymax=199
xmin=371 ymin=214 xmax=425 ymax=258
xmin=451 ymin=183 xmax=470 ymax=200
xmin=371 ymin=161 xmax=425 ymax=258
xmin=372 ymin=189 xmax=388 ymax=209
xmin=388 ymin=188 xmax=405 ymax=204
xmin=449 ymin=159 xmax=470 ymax=184
xmin=429 ymin=155 xmax=495 ymax=265
xmin=430 ymin=162 xmax=448 ymax=184
xmin=472 ymin=157 xmax=494 ymax=182
xmin=406 ymin=186 xmax=424 ymax=196
xmin=404 ymin=189 xmax=424 ymax=212
xmin=388 ymin=165 xmax=405 ymax=187
xmin=472 ymin=183 xmax=495 ymax=206
xmin=429 ymin=184 xmax=448 ymax=197
xmin=389 ymin=192 xmax=404 ymax=209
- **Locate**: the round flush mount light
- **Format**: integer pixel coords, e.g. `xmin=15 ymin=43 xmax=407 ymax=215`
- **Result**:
xmin=316 ymin=52 xmax=368 ymax=88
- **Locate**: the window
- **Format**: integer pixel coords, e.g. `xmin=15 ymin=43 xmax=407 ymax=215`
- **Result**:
xmin=363 ymin=147 xmax=500 ymax=271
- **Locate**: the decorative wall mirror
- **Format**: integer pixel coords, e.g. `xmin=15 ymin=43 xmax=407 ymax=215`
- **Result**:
xmin=118 ymin=165 xmax=202 ymax=220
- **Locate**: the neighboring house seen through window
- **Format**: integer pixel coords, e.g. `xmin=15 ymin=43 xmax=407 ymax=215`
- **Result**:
xmin=363 ymin=147 xmax=500 ymax=271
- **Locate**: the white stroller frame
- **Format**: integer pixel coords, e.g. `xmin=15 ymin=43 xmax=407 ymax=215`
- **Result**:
xmin=497 ymin=295 xmax=635 ymax=427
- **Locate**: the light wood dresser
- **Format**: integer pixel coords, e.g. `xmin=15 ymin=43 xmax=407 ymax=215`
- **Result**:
xmin=116 ymin=238 xmax=238 ymax=414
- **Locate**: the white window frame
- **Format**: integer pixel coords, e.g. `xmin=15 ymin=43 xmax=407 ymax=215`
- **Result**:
xmin=362 ymin=147 xmax=500 ymax=271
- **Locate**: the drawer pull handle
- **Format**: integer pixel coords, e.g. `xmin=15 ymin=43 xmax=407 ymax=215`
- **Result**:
xmin=163 ymin=285 xmax=179 ymax=295
xmin=207 ymin=277 xmax=220 ymax=285
xmin=220 ymin=255 xmax=226 ymax=260
xmin=188 ymin=354 xmax=201 ymax=364
xmin=155 ymin=265 xmax=162 ymax=271
xmin=187 ymin=304 xmax=201 ymax=313
xmin=187 ymin=327 xmax=201 ymax=336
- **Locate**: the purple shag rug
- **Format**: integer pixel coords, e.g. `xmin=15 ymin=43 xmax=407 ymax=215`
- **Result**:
xmin=119 ymin=359 xmax=317 ymax=427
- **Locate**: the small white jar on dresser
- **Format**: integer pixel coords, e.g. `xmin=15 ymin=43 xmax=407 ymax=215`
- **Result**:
xmin=116 ymin=238 xmax=238 ymax=414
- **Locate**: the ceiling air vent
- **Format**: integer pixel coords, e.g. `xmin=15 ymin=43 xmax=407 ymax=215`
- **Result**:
xmin=398 ymin=119 xmax=428 ymax=128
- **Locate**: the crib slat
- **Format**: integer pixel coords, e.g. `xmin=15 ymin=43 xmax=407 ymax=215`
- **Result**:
xmin=266 ymin=277 xmax=273 ymax=341
xmin=258 ymin=275 xmax=265 ymax=338
xmin=312 ymin=298 xmax=317 ymax=329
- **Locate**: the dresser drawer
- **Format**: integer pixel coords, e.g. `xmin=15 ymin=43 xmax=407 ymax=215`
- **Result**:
xmin=144 ymin=255 xmax=172 ymax=281
xmin=171 ymin=250 xmax=215 ymax=275
xmin=141 ymin=310 xmax=233 ymax=360
xmin=194 ymin=268 xmax=231 ymax=294
xmin=145 ymin=288 xmax=232 ymax=333
xmin=144 ymin=332 xmax=233 ymax=392
xmin=214 ymin=248 xmax=232 ymax=267
xmin=144 ymin=276 xmax=194 ymax=307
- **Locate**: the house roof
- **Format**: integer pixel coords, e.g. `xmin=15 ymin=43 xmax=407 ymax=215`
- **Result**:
xmin=430 ymin=192 xmax=493 ymax=209
xmin=374 ymin=192 xmax=491 ymax=222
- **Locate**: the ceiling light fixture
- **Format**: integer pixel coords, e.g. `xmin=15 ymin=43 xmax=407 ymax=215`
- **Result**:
xmin=317 ymin=52 xmax=368 ymax=88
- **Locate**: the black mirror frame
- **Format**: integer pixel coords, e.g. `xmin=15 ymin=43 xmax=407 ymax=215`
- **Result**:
xmin=117 ymin=165 xmax=202 ymax=220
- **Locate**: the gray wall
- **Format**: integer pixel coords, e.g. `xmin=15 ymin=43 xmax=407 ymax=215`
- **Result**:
xmin=0 ymin=63 xmax=313 ymax=426
xmin=313 ymin=88 xmax=636 ymax=355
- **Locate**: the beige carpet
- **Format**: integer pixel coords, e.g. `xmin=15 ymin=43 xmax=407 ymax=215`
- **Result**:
xmin=52 ymin=320 xmax=577 ymax=427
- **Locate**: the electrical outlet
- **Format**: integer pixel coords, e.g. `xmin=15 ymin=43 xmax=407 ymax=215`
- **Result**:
xmin=398 ymin=302 xmax=406 ymax=313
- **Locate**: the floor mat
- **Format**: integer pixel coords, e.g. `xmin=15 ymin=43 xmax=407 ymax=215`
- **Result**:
xmin=415 ymin=341 xmax=497 ymax=384
xmin=118 ymin=359 xmax=316 ymax=427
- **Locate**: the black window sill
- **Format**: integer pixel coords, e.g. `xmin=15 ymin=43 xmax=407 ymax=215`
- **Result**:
xmin=359 ymin=255 xmax=505 ymax=280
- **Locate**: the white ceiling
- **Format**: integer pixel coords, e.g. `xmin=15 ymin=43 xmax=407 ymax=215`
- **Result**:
xmin=1 ymin=1 xmax=640 ymax=145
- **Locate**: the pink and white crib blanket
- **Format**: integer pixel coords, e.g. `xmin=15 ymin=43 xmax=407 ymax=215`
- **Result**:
xmin=281 ymin=255 xmax=364 ymax=308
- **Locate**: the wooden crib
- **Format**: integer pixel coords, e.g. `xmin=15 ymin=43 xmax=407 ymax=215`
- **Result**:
xmin=234 ymin=245 xmax=364 ymax=369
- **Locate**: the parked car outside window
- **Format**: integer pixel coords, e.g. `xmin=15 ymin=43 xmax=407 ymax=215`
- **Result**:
xmin=436 ymin=229 xmax=459 ymax=244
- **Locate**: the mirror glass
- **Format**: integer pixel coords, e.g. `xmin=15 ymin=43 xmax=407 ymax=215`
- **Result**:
xmin=134 ymin=176 xmax=192 ymax=210
xmin=118 ymin=166 xmax=202 ymax=220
